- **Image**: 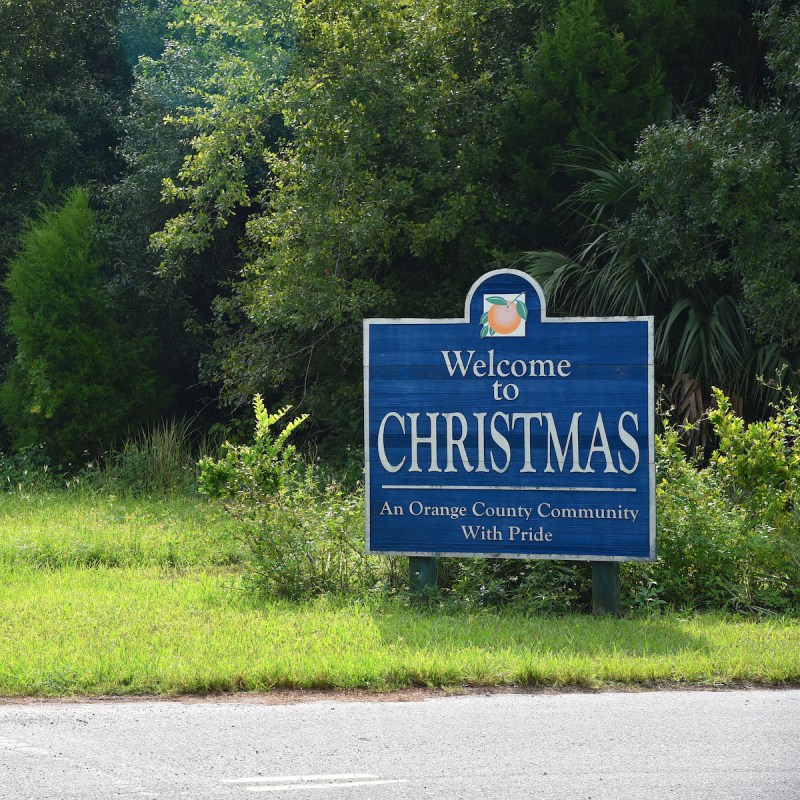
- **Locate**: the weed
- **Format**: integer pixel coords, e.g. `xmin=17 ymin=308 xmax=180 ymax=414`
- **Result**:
xmin=90 ymin=416 xmax=209 ymax=496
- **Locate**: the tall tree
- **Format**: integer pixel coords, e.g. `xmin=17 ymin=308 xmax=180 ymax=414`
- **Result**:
xmin=0 ymin=0 xmax=129 ymax=264
xmin=0 ymin=189 xmax=163 ymax=462
xmin=198 ymin=0 xmax=545 ymax=447
xmin=107 ymin=0 xmax=292 ymax=417
xmin=500 ymin=0 xmax=760 ymax=249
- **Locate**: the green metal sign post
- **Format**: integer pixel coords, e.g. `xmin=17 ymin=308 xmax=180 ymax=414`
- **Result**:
xmin=591 ymin=561 xmax=621 ymax=617
xmin=409 ymin=556 xmax=438 ymax=601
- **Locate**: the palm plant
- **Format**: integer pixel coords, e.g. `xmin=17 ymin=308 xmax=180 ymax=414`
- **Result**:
xmin=519 ymin=145 xmax=795 ymax=431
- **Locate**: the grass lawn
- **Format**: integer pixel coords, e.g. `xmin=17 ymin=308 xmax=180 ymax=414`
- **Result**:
xmin=0 ymin=489 xmax=798 ymax=697
xmin=0 ymin=489 xmax=241 ymax=568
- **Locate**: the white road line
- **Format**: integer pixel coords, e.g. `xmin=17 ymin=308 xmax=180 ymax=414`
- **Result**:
xmin=246 ymin=779 xmax=410 ymax=793
xmin=223 ymin=774 xmax=378 ymax=784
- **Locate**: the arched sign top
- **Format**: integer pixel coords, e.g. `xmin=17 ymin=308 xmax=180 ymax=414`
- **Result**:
xmin=364 ymin=269 xmax=655 ymax=562
xmin=463 ymin=268 xmax=548 ymax=328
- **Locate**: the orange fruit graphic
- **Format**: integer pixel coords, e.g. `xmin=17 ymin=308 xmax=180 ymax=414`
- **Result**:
xmin=487 ymin=302 xmax=522 ymax=334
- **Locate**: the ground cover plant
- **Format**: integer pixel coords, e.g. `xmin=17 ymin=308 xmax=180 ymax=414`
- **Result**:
xmin=0 ymin=490 xmax=240 ymax=569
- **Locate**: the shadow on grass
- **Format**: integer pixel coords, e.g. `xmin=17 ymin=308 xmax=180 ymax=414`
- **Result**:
xmin=373 ymin=606 xmax=707 ymax=659
xmin=226 ymin=589 xmax=708 ymax=659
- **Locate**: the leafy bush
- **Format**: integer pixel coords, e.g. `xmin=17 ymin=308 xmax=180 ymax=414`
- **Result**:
xmin=198 ymin=396 xmax=388 ymax=598
xmin=708 ymin=387 xmax=800 ymax=520
xmin=622 ymin=393 xmax=800 ymax=613
xmin=626 ymin=426 xmax=755 ymax=611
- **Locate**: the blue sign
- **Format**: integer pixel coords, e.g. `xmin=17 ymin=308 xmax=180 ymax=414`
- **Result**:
xmin=364 ymin=269 xmax=655 ymax=561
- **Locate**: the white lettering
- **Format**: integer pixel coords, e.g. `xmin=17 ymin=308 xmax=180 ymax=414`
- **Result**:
xmin=377 ymin=412 xmax=406 ymax=473
xmin=440 ymin=350 xmax=573 ymax=380
xmin=440 ymin=350 xmax=475 ymax=377
xmin=408 ymin=412 xmax=442 ymax=473
xmin=512 ymin=413 xmax=543 ymax=473
xmin=585 ymin=412 xmax=618 ymax=474
xmin=443 ymin=412 xmax=473 ymax=473
xmin=617 ymin=412 xmax=640 ymax=473
xmin=543 ymin=412 xmax=588 ymax=473
xmin=489 ymin=412 xmax=511 ymax=472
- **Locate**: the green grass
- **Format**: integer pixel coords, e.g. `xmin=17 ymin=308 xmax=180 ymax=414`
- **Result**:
xmin=0 ymin=488 xmax=798 ymax=697
xmin=0 ymin=488 xmax=241 ymax=568
xmin=1 ymin=564 xmax=798 ymax=696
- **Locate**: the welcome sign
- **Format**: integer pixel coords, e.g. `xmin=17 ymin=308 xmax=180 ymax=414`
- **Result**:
xmin=364 ymin=269 xmax=655 ymax=561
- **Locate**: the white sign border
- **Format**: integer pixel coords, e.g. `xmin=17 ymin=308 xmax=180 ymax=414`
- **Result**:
xmin=363 ymin=269 xmax=656 ymax=562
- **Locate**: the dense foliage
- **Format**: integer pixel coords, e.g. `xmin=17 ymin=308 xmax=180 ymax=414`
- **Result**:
xmin=203 ymin=0 xmax=764 ymax=445
xmin=0 ymin=0 xmax=128 ymax=265
xmin=640 ymin=390 xmax=800 ymax=612
xmin=1 ymin=0 xmax=799 ymax=611
xmin=194 ymin=0 xmax=541 ymax=444
xmin=524 ymin=4 xmax=800 ymax=421
xmin=0 ymin=0 xmax=787 ymax=448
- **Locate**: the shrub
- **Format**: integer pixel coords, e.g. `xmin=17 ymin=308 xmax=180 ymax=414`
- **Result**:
xmin=197 ymin=392 xmax=799 ymax=612
xmin=708 ymin=387 xmax=800 ymax=520
xmin=198 ymin=396 xmax=386 ymax=598
xmin=0 ymin=188 xmax=163 ymax=464
xmin=623 ymin=396 xmax=800 ymax=613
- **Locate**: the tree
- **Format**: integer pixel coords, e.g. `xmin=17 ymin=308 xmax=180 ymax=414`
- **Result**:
xmin=198 ymin=0 xmax=545 ymax=447
xmin=0 ymin=0 xmax=129 ymax=265
xmin=0 ymin=189 xmax=163 ymax=463
xmin=104 ymin=0 xmax=292 ymax=419
xmin=522 ymin=3 xmax=800 ymax=422
xmin=500 ymin=0 xmax=760 ymax=249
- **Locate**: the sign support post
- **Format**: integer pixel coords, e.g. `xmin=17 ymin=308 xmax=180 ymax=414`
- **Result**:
xmin=409 ymin=556 xmax=438 ymax=600
xmin=591 ymin=561 xmax=621 ymax=617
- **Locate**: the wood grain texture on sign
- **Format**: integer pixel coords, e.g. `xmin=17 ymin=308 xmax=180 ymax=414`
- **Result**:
xmin=364 ymin=270 xmax=655 ymax=561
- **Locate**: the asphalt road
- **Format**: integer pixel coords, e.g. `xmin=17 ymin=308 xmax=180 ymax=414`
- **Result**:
xmin=1 ymin=689 xmax=798 ymax=799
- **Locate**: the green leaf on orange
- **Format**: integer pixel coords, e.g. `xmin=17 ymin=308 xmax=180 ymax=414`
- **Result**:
xmin=480 ymin=324 xmax=491 ymax=339
xmin=516 ymin=300 xmax=528 ymax=320
xmin=480 ymin=311 xmax=489 ymax=324
xmin=486 ymin=296 xmax=507 ymax=305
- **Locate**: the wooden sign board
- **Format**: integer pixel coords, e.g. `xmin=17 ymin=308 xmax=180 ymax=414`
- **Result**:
xmin=364 ymin=269 xmax=655 ymax=561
